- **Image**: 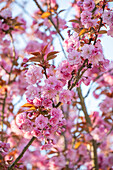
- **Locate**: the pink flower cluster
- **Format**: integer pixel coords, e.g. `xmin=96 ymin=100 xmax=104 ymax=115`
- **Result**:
xmin=80 ymin=0 xmax=98 ymax=28
xmin=16 ymin=107 xmax=66 ymax=148
xmin=81 ymin=11 xmax=98 ymax=28
xmin=25 ymin=65 xmax=43 ymax=85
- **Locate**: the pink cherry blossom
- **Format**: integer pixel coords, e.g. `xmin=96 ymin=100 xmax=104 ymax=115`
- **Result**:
xmin=25 ymin=85 xmax=41 ymax=100
xmin=19 ymin=119 xmax=34 ymax=132
xmin=59 ymin=89 xmax=73 ymax=104
xmin=16 ymin=112 xmax=26 ymax=126
xmin=107 ymin=25 xmax=113 ymax=37
xmin=63 ymin=32 xmax=80 ymax=51
xmin=81 ymin=11 xmax=92 ymax=25
xmin=81 ymin=44 xmax=94 ymax=59
xmin=102 ymin=10 xmax=113 ymax=26
xmin=83 ymin=0 xmax=95 ymax=11
xmin=25 ymin=40 xmax=41 ymax=53
xmin=26 ymin=65 xmax=43 ymax=84
xmin=58 ymin=60 xmax=73 ymax=80
xmin=0 ymin=9 xmax=12 ymax=18
xmin=68 ymin=50 xmax=81 ymax=65
xmin=35 ymin=115 xmax=48 ymax=129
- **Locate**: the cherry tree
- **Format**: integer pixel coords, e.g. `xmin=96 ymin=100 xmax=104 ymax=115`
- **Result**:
xmin=0 ymin=0 xmax=113 ymax=169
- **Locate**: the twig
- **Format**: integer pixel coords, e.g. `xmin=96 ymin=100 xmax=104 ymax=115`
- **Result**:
xmin=1 ymin=90 xmax=7 ymax=142
xmin=93 ymin=4 xmax=105 ymax=45
xmin=8 ymin=136 xmax=36 ymax=170
xmin=57 ymin=35 xmax=67 ymax=58
xmin=8 ymin=32 xmax=16 ymax=84
xmin=69 ymin=59 xmax=89 ymax=90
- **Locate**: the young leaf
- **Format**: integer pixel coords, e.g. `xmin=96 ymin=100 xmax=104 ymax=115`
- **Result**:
xmin=75 ymin=141 xmax=82 ymax=149
xmin=42 ymin=44 xmax=49 ymax=54
xmin=47 ymin=51 xmax=59 ymax=60
xmin=99 ymin=30 xmax=107 ymax=34
xmin=29 ymin=56 xmax=42 ymax=62
xmin=58 ymin=9 xmax=65 ymax=14
xmin=69 ymin=19 xmax=80 ymax=24
xmin=30 ymin=51 xmax=41 ymax=56
xmin=26 ymin=106 xmax=36 ymax=111
xmin=41 ymin=12 xmax=51 ymax=19
xmin=21 ymin=103 xmax=34 ymax=107
xmin=79 ymin=28 xmax=88 ymax=36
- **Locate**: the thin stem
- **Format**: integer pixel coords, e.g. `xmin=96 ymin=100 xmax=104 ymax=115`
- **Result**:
xmin=8 ymin=136 xmax=36 ymax=170
xmin=93 ymin=3 xmax=105 ymax=45
xmin=69 ymin=59 xmax=89 ymax=90
xmin=58 ymin=35 xmax=67 ymax=58
xmin=8 ymin=32 xmax=16 ymax=84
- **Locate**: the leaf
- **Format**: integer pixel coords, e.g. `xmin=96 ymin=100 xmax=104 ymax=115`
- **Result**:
xmin=41 ymin=12 xmax=51 ymax=19
xmin=73 ymin=28 xmax=80 ymax=33
xmin=47 ymin=51 xmax=59 ymax=60
xmin=75 ymin=141 xmax=82 ymax=149
xmin=29 ymin=56 xmax=42 ymax=62
xmin=98 ymin=30 xmax=107 ymax=34
xmin=14 ymin=22 xmax=24 ymax=27
xmin=30 ymin=51 xmax=41 ymax=56
xmin=26 ymin=106 xmax=36 ymax=111
xmin=58 ymin=9 xmax=65 ymax=14
xmin=79 ymin=28 xmax=88 ymax=36
xmin=42 ymin=44 xmax=49 ymax=54
xmin=69 ymin=19 xmax=80 ymax=24
xmin=21 ymin=103 xmax=34 ymax=107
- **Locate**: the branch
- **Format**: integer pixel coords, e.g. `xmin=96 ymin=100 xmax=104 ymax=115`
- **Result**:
xmin=33 ymin=0 xmax=64 ymax=41
xmin=8 ymin=136 xmax=36 ymax=170
xmin=77 ymin=86 xmax=91 ymax=126
xmin=1 ymin=90 xmax=7 ymax=142
xmin=77 ymin=86 xmax=99 ymax=170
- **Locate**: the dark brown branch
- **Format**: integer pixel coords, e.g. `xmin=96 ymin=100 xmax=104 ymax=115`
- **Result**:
xmin=8 ymin=136 xmax=36 ymax=170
